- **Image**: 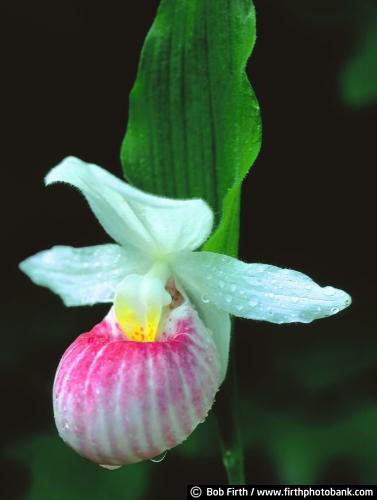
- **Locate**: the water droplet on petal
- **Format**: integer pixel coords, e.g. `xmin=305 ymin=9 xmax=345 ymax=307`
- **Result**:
xmin=150 ymin=451 xmax=167 ymax=463
xmin=331 ymin=307 xmax=340 ymax=314
xmin=201 ymin=295 xmax=210 ymax=304
xmin=236 ymin=305 xmax=244 ymax=312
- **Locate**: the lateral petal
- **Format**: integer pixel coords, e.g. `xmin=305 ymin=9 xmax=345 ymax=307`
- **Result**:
xmin=19 ymin=244 xmax=149 ymax=306
xmin=174 ymin=252 xmax=351 ymax=324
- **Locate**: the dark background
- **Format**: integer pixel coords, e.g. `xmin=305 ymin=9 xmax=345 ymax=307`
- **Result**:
xmin=1 ymin=0 xmax=376 ymax=498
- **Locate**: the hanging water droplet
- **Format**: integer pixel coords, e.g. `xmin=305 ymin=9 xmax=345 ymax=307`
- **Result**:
xmin=324 ymin=286 xmax=336 ymax=296
xmin=331 ymin=307 xmax=340 ymax=314
xmin=201 ymin=295 xmax=210 ymax=304
xmin=100 ymin=464 xmax=122 ymax=470
xmin=150 ymin=451 xmax=167 ymax=463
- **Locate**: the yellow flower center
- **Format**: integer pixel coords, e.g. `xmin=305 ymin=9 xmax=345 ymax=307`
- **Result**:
xmin=114 ymin=262 xmax=172 ymax=342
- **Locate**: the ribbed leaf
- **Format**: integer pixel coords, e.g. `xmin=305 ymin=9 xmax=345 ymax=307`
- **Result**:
xmin=120 ymin=0 xmax=261 ymax=256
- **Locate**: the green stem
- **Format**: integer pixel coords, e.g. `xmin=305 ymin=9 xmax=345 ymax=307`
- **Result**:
xmin=214 ymin=334 xmax=245 ymax=484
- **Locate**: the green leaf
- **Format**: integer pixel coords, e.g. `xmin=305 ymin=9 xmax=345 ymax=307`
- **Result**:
xmin=120 ymin=0 xmax=261 ymax=257
xmin=341 ymin=16 xmax=377 ymax=108
xmin=6 ymin=434 xmax=149 ymax=500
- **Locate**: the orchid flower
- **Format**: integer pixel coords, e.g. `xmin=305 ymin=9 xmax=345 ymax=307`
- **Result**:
xmin=19 ymin=156 xmax=351 ymax=468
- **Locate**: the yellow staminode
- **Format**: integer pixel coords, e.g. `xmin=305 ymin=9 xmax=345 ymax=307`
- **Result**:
xmin=114 ymin=266 xmax=172 ymax=342
xmin=114 ymin=300 xmax=162 ymax=342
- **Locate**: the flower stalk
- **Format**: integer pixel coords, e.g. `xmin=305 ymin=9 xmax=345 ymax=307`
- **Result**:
xmin=214 ymin=333 xmax=245 ymax=484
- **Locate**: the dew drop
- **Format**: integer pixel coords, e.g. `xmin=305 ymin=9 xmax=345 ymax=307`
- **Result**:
xmin=201 ymin=295 xmax=210 ymax=304
xmin=331 ymin=307 xmax=340 ymax=314
xmin=150 ymin=451 xmax=167 ymax=463
xmin=100 ymin=464 xmax=122 ymax=470
xmin=236 ymin=305 xmax=244 ymax=312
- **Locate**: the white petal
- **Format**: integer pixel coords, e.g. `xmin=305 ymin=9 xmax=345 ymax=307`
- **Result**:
xmin=174 ymin=280 xmax=231 ymax=382
xmin=191 ymin=300 xmax=231 ymax=382
xmin=19 ymin=244 xmax=150 ymax=306
xmin=174 ymin=252 xmax=352 ymax=324
xmin=46 ymin=157 xmax=213 ymax=255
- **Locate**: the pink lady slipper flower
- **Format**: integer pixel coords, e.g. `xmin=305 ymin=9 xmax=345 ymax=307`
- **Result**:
xmin=20 ymin=157 xmax=351 ymax=468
